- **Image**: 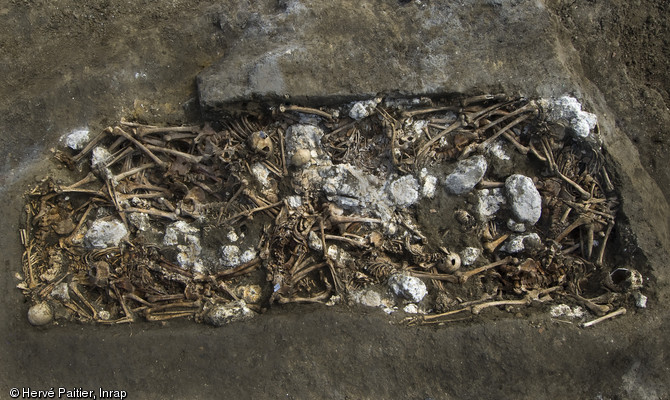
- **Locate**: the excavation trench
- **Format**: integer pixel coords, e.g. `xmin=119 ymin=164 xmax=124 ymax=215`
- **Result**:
xmin=18 ymin=93 xmax=646 ymax=328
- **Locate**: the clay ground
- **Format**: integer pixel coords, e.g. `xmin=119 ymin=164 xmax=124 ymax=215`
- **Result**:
xmin=1 ymin=1 xmax=669 ymax=399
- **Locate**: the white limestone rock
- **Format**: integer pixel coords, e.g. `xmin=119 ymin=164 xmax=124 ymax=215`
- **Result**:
xmin=226 ymin=229 xmax=239 ymax=242
xmin=507 ymin=219 xmax=527 ymax=233
xmin=326 ymin=245 xmax=354 ymax=268
xmin=50 ymin=282 xmax=70 ymax=301
xmin=420 ymin=168 xmax=437 ymax=199
xmin=460 ymin=247 xmax=481 ymax=266
xmin=163 ymin=221 xmax=199 ymax=246
xmin=64 ymin=128 xmax=90 ymax=150
xmin=475 ymin=188 xmax=506 ymax=221
xmin=251 ymin=162 xmax=271 ymax=187
xmin=91 ymin=147 xmax=112 ymax=168
xmin=285 ymin=124 xmax=330 ymax=166
xmin=204 ymin=301 xmax=255 ymax=326
xmin=307 ymin=230 xmax=323 ymax=251
xmin=84 ymin=219 xmax=128 ymax=249
xmin=220 ymin=245 xmax=257 ymax=268
xmin=388 ymin=274 xmax=427 ymax=303
xmin=176 ymin=238 xmax=205 ymax=273
xmin=403 ymin=304 xmax=420 ymax=314
xmin=633 ymin=291 xmax=648 ymax=308
xmin=505 ymin=174 xmax=541 ymax=225
xmin=487 ymin=140 xmax=510 ymax=161
xmin=220 ymin=245 xmax=241 ymax=268
xmin=500 ymin=233 xmax=542 ymax=253
xmin=540 ymin=96 xmax=598 ymax=139
xmin=163 ymin=221 xmax=203 ymax=272
xmin=348 ymin=98 xmax=380 ymax=120
xmin=407 ymin=119 xmax=428 ymax=137
xmin=286 ymin=195 xmax=303 ymax=209
xmin=351 ymin=289 xmax=383 ymax=308
xmin=128 ymin=212 xmax=152 ymax=232
xmin=550 ymin=304 xmax=585 ymax=319
xmin=388 ymin=175 xmax=419 ymax=207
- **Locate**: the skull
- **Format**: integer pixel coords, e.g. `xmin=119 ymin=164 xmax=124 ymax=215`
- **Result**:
xmin=249 ymin=130 xmax=273 ymax=156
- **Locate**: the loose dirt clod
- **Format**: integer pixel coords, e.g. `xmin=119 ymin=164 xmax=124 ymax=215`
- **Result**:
xmin=17 ymin=95 xmax=638 ymax=327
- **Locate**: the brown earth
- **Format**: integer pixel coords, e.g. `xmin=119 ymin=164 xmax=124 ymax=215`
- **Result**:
xmin=1 ymin=1 xmax=669 ymax=399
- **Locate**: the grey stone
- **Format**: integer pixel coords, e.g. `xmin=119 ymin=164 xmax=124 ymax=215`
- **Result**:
xmin=486 ymin=140 xmax=515 ymax=178
xmin=317 ymin=163 xmax=394 ymax=221
xmin=320 ymin=164 xmax=380 ymax=208
xmin=505 ymin=174 xmax=542 ymax=225
xmin=444 ymin=155 xmax=487 ymax=195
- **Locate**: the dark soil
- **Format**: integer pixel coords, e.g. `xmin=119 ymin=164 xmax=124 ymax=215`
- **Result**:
xmin=1 ymin=1 xmax=669 ymax=399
